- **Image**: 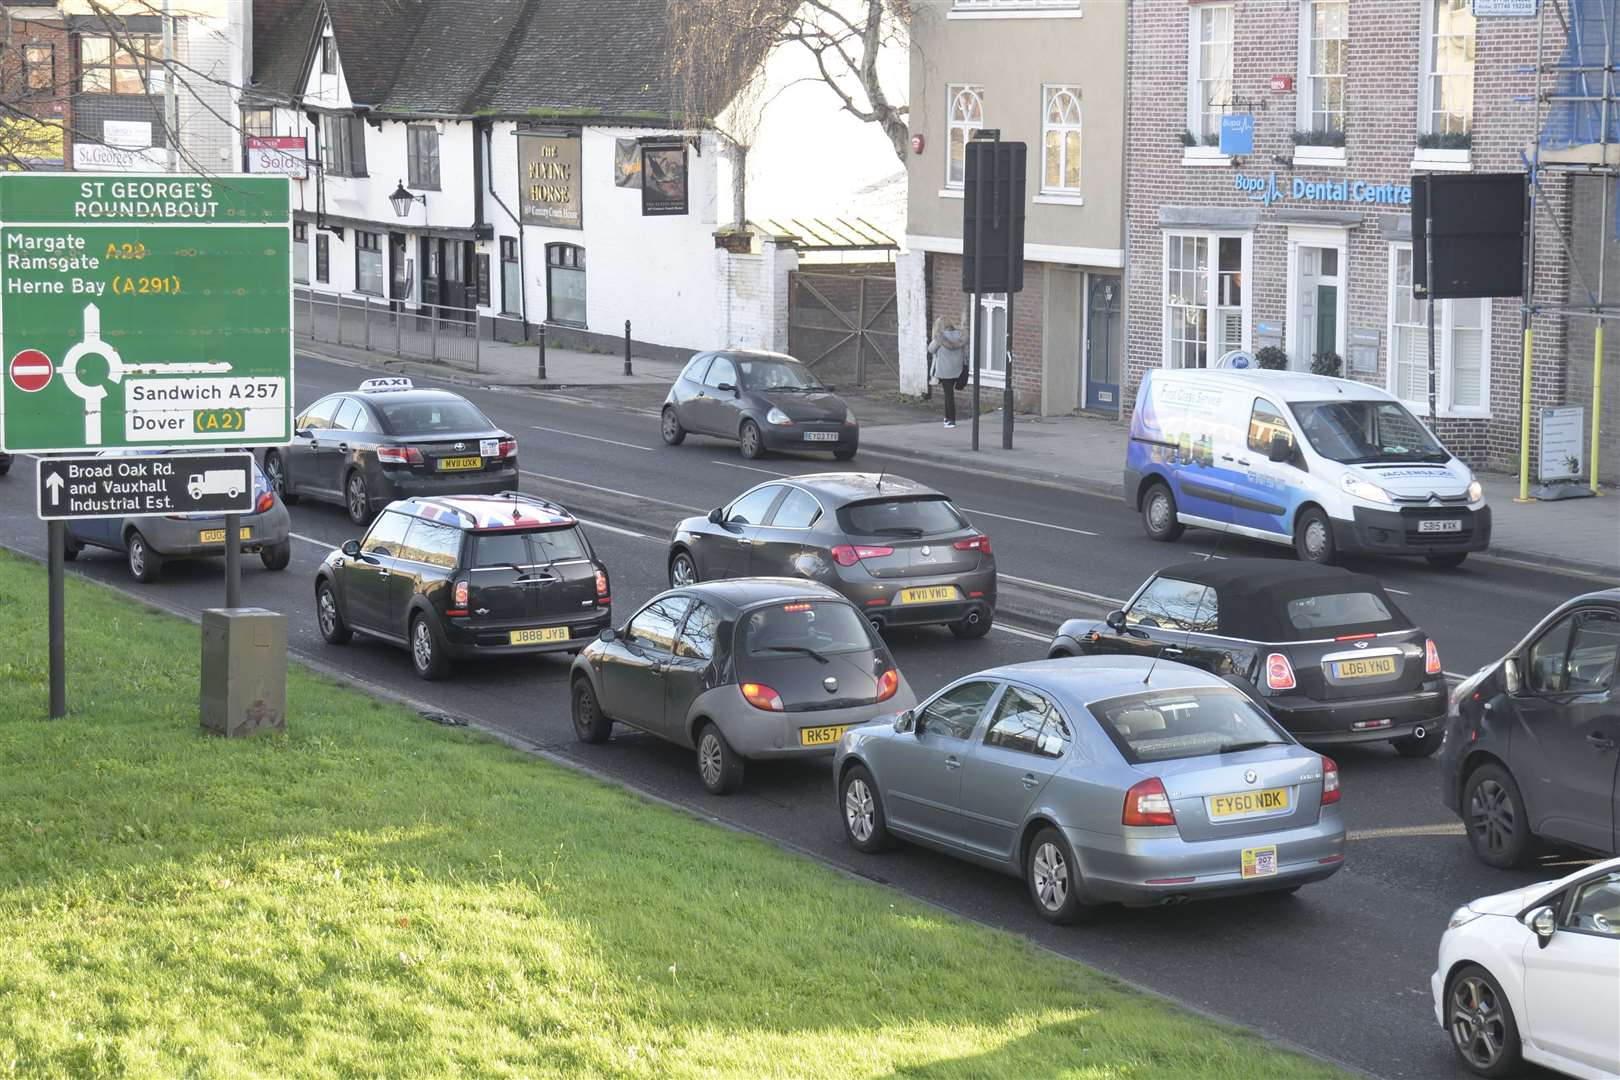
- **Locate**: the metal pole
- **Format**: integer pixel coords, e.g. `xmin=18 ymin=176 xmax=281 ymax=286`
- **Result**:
xmin=474 ymin=311 xmax=482 ymax=373
xmin=624 ymin=320 xmax=633 ymax=376
xmin=971 ymin=290 xmax=981 ymax=452
xmin=1002 ymin=288 xmax=1014 ymax=449
xmin=224 ymin=513 xmax=241 ymax=608
xmin=48 ymin=521 xmax=66 ymax=719
xmin=395 ymin=298 xmax=402 ymax=356
xmin=1424 ymin=175 xmax=1438 ymax=421
xmin=430 ymin=306 xmax=438 ymax=362
xmin=162 ymin=0 xmax=177 ymax=173
xmin=364 ymin=295 xmax=372 ymax=349
xmin=537 ymin=324 xmax=548 ymax=380
xmin=1594 ymin=320 xmax=1606 ymax=493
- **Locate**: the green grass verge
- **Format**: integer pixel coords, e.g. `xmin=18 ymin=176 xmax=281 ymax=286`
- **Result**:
xmin=0 ymin=550 xmax=1343 ymax=1078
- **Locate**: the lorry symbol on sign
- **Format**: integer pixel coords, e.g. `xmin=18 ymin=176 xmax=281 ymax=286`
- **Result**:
xmin=58 ymin=303 xmax=234 ymax=446
xmin=188 ymin=469 xmax=246 ymax=500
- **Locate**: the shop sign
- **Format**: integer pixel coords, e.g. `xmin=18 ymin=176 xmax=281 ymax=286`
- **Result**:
xmin=1539 ymin=405 xmax=1584 ymax=480
xmin=641 ymin=143 xmax=689 ymax=216
xmin=246 ymin=136 xmax=308 ymax=178
xmin=1234 ymin=171 xmax=1412 ymax=208
xmin=1472 ymin=0 xmax=1538 ymax=15
xmin=73 ymin=143 xmax=169 ymax=172
xmin=1219 ymin=114 xmax=1254 ymax=156
xmin=517 ymin=133 xmax=582 ymax=229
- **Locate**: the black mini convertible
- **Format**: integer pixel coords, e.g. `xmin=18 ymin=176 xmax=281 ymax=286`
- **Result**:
xmin=1047 ymin=559 xmax=1447 ymax=756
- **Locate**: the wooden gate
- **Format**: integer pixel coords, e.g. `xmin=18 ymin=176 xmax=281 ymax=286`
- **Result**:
xmin=787 ymin=271 xmax=898 ymax=390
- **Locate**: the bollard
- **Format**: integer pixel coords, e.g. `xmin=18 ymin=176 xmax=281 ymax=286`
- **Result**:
xmin=624 ymin=319 xmax=633 ymax=376
xmin=537 ymin=325 xmax=548 ymax=381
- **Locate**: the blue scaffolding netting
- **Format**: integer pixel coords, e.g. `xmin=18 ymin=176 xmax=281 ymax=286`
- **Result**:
xmin=1541 ymin=0 xmax=1620 ymax=149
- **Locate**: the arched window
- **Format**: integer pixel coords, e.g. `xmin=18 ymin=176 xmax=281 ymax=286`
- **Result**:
xmin=1041 ymin=86 xmax=1082 ymax=195
xmin=946 ymin=84 xmax=983 ymax=188
xmin=546 ymin=243 xmax=586 ymax=327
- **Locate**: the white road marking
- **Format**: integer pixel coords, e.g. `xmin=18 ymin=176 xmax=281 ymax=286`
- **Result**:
xmin=290 ymin=532 xmax=333 ymax=547
xmin=530 ymin=425 xmax=654 ymax=452
xmin=577 ymin=517 xmax=662 ymax=544
xmin=519 ymin=470 xmax=702 ymax=513
xmin=999 ymin=573 xmax=1124 ymax=607
xmin=713 ymin=460 xmax=788 ymax=476
xmin=961 ymin=507 xmax=1099 ymax=536
xmin=991 ymin=623 xmax=1052 ymax=643
xmin=1386 ymin=587 xmax=1412 ymax=595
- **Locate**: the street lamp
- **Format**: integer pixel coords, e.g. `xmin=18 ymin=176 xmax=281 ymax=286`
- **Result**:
xmin=389 ymin=180 xmax=426 ymax=218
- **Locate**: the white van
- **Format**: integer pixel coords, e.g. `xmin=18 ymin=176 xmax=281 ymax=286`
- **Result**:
xmin=1124 ymin=369 xmax=1490 ymax=567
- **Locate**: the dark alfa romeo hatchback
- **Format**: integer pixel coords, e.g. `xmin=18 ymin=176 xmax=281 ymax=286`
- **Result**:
xmin=1048 ymin=559 xmax=1447 ymax=755
xmin=315 ymin=492 xmax=611 ymax=680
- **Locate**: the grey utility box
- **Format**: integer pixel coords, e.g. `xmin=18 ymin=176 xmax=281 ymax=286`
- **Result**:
xmin=200 ymin=607 xmax=287 ymax=737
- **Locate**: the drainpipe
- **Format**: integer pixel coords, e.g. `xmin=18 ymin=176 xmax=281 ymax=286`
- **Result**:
xmin=484 ymin=122 xmax=529 ymax=340
xmin=472 ymin=119 xmax=487 ymax=235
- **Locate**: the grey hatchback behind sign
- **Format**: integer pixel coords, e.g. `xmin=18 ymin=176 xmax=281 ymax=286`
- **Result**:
xmin=833 ymin=656 xmax=1346 ymax=922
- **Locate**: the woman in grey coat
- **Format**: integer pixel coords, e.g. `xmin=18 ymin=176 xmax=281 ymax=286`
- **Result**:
xmin=927 ymin=315 xmax=967 ymax=428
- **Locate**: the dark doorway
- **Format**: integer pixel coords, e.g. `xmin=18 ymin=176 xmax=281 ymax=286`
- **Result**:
xmin=1085 ymin=274 xmax=1121 ymax=411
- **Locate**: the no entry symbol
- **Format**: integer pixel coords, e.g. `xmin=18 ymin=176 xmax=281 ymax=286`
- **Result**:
xmin=10 ymin=349 xmax=53 ymax=393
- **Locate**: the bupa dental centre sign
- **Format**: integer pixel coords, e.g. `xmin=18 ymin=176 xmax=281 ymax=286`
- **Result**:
xmin=1235 ymin=171 xmax=1412 ymax=208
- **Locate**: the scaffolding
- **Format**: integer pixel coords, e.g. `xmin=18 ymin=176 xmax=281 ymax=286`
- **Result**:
xmin=1531 ymin=0 xmax=1620 ymax=496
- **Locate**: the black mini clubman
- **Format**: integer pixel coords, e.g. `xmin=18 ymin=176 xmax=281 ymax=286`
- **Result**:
xmin=315 ymin=492 xmax=611 ymax=680
xmin=1047 ymin=559 xmax=1447 ymax=756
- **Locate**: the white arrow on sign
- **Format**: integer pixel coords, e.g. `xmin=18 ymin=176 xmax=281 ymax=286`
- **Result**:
xmin=44 ymin=472 xmax=65 ymax=506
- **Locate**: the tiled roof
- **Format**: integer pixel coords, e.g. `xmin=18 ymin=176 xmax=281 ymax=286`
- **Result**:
xmin=251 ymin=0 xmax=693 ymax=123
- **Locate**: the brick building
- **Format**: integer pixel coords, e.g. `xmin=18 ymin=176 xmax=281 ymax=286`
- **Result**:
xmin=1123 ymin=0 xmax=1574 ymax=476
xmin=1 ymin=2 xmax=71 ymax=169
xmin=898 ymin=0 xmax=1127 ymax=416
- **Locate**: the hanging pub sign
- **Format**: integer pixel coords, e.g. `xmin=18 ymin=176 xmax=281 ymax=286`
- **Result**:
xmin=518 ymin=132 xmax=582 ymax=228
xmin=614 ymin=138 xmax=642 ymax=188
xmin=641 ymin=142 xmax=689 ymax=216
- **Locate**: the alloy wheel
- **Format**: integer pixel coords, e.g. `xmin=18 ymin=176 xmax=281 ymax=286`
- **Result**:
xmin=741 ymin=423 xmax=760 ymax=457
xmin=671 ymin=554 xmax=697 ymax=587
xmin=347 ymin=475 xmax=367 ymax=522
xmin=1450 ymin=975 xmax=1508 ymax=1070
xmin=318 ymin=588 xmax=337 ymax=636
xmin=1031 ymin=842 xmax=1069 ymax=911
xmin=412 ymin=620 xmax=433 ymax=672
xmin=1467 ymin=779 xmax=1516 ymax=854
xmin=662 ymin=410 xmax=679 ymax=440
xmin=699 ymin=732 xmax=723 ymax=788
xmin=129 ymin=538 xmax=147 ymax=577
xmin=266 ymin=454 xmax=286 ymax=494
xmin=844 ymin=779 xmax=875 ymax=843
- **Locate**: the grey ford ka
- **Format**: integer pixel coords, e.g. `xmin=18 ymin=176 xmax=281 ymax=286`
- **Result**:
xmin=570 ymin=579 xmax=917 ymax=795
xmin=667 ymin=473 xmax=997 ymax=638
xmin=834 ymin=656 xmax=1346 ymax=922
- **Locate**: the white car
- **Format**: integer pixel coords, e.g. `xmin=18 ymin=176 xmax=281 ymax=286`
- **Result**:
xmin=1433 ymin=857 xmax=1620 ymax=1078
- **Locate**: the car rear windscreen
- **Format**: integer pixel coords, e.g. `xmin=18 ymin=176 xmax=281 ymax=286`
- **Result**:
xmin=740 ymin=601 xmax=873 ymax=657
xmin=473 ymin=527 xmax=587 ymax=567
xmin=837 ymin=496 xmax=966 ymax=537
xmin=1091 ymin=688 xmax=1287 ymax=763
xmin=1285 ymin=591 xmax=1396 ymax=633
xmin=377 ymin=399 xmax=492 ymax=434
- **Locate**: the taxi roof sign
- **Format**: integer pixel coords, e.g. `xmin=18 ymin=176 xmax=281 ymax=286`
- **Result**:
xmin=359 ymin=377 xmax=413 ymax=392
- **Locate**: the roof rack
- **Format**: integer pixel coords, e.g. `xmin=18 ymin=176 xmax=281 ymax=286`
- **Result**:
xmin=495 ymin=489 xmax=570 ymax=517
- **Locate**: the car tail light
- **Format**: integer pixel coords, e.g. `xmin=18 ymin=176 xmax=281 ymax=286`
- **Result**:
xmin=255 ymin=491 xmax=274 ymax=514
xmin=595 ymin=568 xmax=609 ymax=599
xmin=740 ymin=682 xmax=784 ymax=711
xmin=498 ymin=438 xmax=518 ymax=458
xmin=1122 ymin=777 xmax=1176 ymax=827
xmin=1321 ymin=756 xmax=1341 ymax=805
xmin=377 ymin=446 xmax=424 ymax=465
xmin=1425 ymin=638 xmax=1443 ymax=675
xmin=953 ymin=534 xmax=992 ymax=555
xmin=830 ymin=544 xmax=894 ymax=567
xmin=876 ymin=668 xmax=899 ymax=702
xmin=1265 ymin=652 xmax=1296 ymax=690
xmin=446 ymin=580 xmax=470 ymax=616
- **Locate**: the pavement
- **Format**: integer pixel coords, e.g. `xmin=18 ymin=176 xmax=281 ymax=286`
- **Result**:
xmin=5 ymin=351 xmax=1607 ymax=1080
xmin=301 ymin=330 xmax=1620 ymax=581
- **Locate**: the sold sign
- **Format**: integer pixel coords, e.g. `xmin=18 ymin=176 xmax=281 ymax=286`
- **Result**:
xmin=9 ymin=349 xmax=53 ymax=393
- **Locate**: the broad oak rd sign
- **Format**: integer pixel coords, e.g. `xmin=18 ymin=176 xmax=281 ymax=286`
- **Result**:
xmin=0 ymin=174 xmax=293 ymax=453
xmin=35 ymin=451 xmax=255 ymax=521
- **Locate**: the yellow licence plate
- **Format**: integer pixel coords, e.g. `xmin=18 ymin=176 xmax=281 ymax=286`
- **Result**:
xmin=898 ymin=585 xmax=959 ymax=605
xmin=1241 ymin=844 xmax=1279 ymax=878
xmin=437 ymin=456 xmax=484 ymax=471
xmin=1209 ymin=788 xmax=1291 ymax=819
xmin=799 ymin=724 xmax=849 ymax=747
xmin=198 ymin=528 xmax=252 ymax=544
xmin=1335 ymin=656 xmax=1397 ymax=679
xmin=509 ymin=627 xmax=569 ymax=645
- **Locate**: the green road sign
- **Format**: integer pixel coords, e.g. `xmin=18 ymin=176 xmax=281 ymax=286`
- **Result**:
xmin=0 ymin=174 xmax=292 ymax=452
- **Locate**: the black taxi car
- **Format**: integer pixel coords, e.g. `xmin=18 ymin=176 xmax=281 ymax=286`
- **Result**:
xmin=266 ymin=378 xmax=518 ymax=525
xmin=315 ymin=491 xmax=611 ymax=679
xmin=1047 ymin=559 xmax=1447 ymax=756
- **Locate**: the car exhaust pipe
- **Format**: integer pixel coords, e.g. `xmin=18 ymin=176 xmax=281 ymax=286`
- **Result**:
xmin=965 ymin=610 xmax=982 ymax=626
xmin=1160 ymin=894 xmax=1189 ymax=907
xmin=1413 ymin=725 xmax=1426 ymax=739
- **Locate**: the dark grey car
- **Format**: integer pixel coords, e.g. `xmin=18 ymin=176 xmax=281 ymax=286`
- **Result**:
xmin=660 ymin=349 xmax=858 ymax=460
xmin=667 ymin=473 xmax=997 ymax=638
xmin=833 ymin=656 xmax=1346 ymax=923
xmin=1441 ymin=589 xmax=1620 ymax=867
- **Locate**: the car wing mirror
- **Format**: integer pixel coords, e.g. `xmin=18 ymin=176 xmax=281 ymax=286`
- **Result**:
xmin=1504 ymin=657 xmax=1523 ymax=696
xmin=340 ymin=539 xmax=361 ymax=557
xmin=708 ymin=507 xmax=724 ymax=525
xmin=893 ymin=708 xmax=913 ymax=733
xmin=598 ymin=627 xmax=616 ymax=643
xmin=1526 ymin=905 xmax=1557 ymax=948
xmin=1106 ymin=609 xmax=1127 ymax=633
xmin=1269 ymin=434 xmax=1293 ymax=464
